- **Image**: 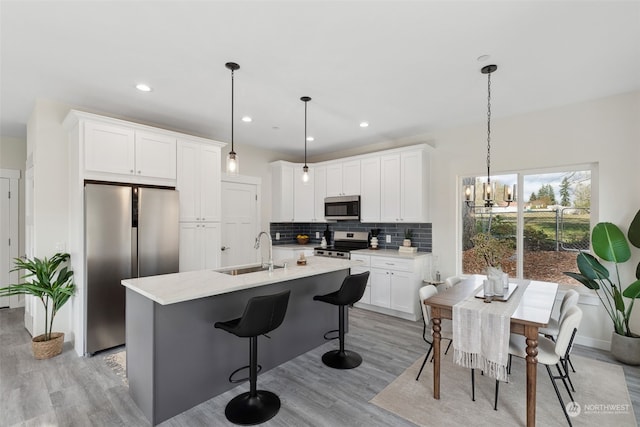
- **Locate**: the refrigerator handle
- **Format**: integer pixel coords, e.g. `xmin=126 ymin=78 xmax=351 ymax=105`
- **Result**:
xmin=132 ymin=227 xmax=138 ymax=278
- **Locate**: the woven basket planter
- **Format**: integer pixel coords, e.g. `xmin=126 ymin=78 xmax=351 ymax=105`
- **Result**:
xmin=32 ymin=332 xmax=64 ymax=360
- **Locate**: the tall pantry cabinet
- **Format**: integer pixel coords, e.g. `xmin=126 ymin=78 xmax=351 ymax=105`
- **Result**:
xmin=177 ymin=139 xmax=223 ymax=271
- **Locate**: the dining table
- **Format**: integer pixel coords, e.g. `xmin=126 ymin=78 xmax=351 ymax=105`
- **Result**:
xmin=424 ymin=275 xmax=558 ymax=427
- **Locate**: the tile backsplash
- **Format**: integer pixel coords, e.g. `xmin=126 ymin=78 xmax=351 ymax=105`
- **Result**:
xmin=270 ymin=222 xmax=432 ymax=252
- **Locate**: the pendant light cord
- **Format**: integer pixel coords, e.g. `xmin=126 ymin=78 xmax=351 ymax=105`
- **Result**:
xmin=230 ymin=67 xmax=235 ymax=154
xmin=304 ymin=100 xmax=307 ymax=167
xmin=486 ymin=70 xmax=491 ymax=185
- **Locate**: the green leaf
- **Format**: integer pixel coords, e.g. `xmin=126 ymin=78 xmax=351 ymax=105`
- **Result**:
xmin=564 ymin=271 xmax=600 ymax=290
xmin=613 ymin=288 xmax=625 ymax=313
xmin=628 ymin=209 xmax=640 ymax=249
xmin=592 ymin=222 xmax=631 ymax=263
xmin=576 ymin=252 xmax=609 ymax=280
xmin=622 ymin=279 xmax=640 ymax=299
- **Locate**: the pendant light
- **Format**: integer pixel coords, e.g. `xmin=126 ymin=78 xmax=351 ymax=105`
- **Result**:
xmin=464 ymin=64 xmax=515 ymax=208
xmin=301 ymin=96 xmax=311 ymax=183
xmin=225 ymin=62 xmax=240 ymax=175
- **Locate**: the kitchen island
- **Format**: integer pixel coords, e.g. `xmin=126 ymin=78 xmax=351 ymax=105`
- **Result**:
xmin=122 ymin=256 xmax=360 ymax=425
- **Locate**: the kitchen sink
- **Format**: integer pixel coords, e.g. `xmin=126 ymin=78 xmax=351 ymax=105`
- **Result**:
xmin=218 ymin=264 xmax=283 ymax=275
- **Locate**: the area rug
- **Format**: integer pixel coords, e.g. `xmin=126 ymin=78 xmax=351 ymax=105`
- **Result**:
xmin=371 ymin=352 xmax=636 ymax=426
xmin=103 ymin=350 xmax=127 ymax=385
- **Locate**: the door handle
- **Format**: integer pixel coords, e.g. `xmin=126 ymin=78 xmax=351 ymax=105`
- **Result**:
xmin=221 ymin=246 xmax=230 ymax=251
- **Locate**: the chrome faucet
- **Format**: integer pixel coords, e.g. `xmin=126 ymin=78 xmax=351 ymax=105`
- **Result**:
xmin=255 ymin=231 xmax=274 ymax=272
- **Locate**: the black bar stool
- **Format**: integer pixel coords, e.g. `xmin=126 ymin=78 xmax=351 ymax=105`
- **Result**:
xmin=313 ymin=271 xmax=369 ymax=369
xmin=214 ymin=290 xmax=291 ymax=425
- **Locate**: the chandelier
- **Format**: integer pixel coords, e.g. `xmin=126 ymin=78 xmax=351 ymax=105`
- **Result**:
xmin=464 ymin=64 xmax=515 ymax=208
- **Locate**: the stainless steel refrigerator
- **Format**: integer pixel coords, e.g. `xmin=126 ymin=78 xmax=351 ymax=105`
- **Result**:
xmin=85 ymin=183 xmax=179 ymax=354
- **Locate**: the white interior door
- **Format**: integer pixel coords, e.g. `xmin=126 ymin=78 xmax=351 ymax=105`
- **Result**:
xmin=1 ymin=171 xmax=21 ymax=308
xmin=24 ymin=165 xmax=35 ymax=333
xmin=1 ymin=178 xmax=10 ymax=307
xmin=221 ymin=180 xmax=258 ymax=267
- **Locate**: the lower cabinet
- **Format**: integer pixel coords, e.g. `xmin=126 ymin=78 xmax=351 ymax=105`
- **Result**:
xmin=350 ymin=254 xmax=372 ymax=304
xmin=351 ymin=253 xmax=427 ymax=321
xmin=179 ymin=222 xmax=221 ymax=272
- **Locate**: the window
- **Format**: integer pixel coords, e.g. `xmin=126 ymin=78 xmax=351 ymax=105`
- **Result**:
xmin=461 ymin=168 xmax=592 ymax=285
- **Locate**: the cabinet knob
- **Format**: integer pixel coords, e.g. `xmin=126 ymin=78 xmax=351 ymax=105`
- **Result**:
xmin=202 ymin=217 xmax=206 ymax=221
xmin=130 ymin=169 xmax=134 ymax=173
xmin=137 ymin=170 xmax=141 ymax=174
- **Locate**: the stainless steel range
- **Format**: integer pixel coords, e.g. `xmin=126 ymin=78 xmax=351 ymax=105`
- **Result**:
xmin=314 ymin=231 xmax=369 ymax=259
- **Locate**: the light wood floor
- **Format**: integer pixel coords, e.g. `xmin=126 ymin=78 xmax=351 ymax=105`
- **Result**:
xmin=1 ymin=306 xmax=638 ymax=426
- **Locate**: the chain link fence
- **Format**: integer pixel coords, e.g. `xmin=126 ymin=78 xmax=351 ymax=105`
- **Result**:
xmin=466 ymin=207 xmax=590 ymax=252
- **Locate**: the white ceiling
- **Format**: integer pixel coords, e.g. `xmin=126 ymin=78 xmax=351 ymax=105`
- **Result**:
xmin=2 ymin=1 xmax=639 ymax=158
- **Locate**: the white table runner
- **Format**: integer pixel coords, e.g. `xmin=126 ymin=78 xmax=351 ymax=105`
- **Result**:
xmin=453 ymin=282 xmax=528 ymax=382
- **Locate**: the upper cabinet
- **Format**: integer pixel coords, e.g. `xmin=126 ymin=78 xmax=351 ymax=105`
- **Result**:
xmin=326 ymin=160 xmax=360 ymax=196
xmin=271 ymin=162 xmax=295 ymax=222
xmin=293 ymin=166 xmax=315 ymax=222
xmin=270 ymin=144 xmax=431 ymax=224
xmin=380 ymin=148 xmax=430 ymax=222
xmin=177 ymin=139 xmax=221 ymax=222
xmin=313 ymin=165 xmax=327 ymax=222
xmin=360 ymin=156 xmax=381 ymax=223
xmin=64 ymin=110 xmax=226 ymax=189
xmin=83 ymin=122 xmax=176 ymax=182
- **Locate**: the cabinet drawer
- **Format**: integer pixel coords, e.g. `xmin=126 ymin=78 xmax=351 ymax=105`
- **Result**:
xmin=350 ymin=254 xmax=371 ymax=267
xmin=370 ymin=256 xmax=413 ymax=272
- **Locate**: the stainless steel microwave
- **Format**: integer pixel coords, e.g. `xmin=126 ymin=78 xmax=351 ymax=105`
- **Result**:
xmin=324 ymin=195 xmax=360 ymax=221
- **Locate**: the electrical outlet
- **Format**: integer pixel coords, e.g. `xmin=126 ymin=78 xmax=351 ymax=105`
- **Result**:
xmin=386 ymin=235 xmax=391 ymax=243
xmin=315 ymin=232 xmax=320 ymax=238
xmin=275 ymin=232 xmax=280 ymax=240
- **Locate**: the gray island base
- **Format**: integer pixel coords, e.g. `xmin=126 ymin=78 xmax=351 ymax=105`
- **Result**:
xmin=125 ymin=266 xmax=350 ymax=425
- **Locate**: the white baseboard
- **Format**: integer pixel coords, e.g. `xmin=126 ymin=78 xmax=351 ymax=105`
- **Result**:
xmin=575 ymin=334 xmax=610 ymax=351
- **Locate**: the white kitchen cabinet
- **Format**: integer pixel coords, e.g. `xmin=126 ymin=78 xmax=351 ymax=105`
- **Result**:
xmin=325 ymin=159 xmax=360 ymax=197
xmin=360 ymin=156 xmax=381 ymax=222
xmin=177 ymin=140 xmax=221 ymax=222
xmin=313 ymin=165 xmax=327 ymax=222
xmin=293 ymin=167 xmax=314 ymax=222
xmin=84 ymin=121 xmax=135 ymax=176
xmin=271 ymin=162 xmax=295 ymax=222
xmin=179 ymin=222 xmax=221 ymax=272
xmin=380 ymin=148 xmax=430 ymax=223
xmin=84 ymin=122 xmax=176 ymax=181
xmin=350 ymin=253 xmax=371 ymax=304
xmin=370 ymin=268 xmax=392 ymax=308
xmin=353 ymin=252 xmax=428 ymax=321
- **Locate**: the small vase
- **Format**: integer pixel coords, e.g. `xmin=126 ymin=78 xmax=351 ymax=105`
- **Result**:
xmin=487 ymin=266 xmax=504 ymax=297
xmin=370 ymin=236 xmax=378 ymax=249
xmin=403 ymin=239 xmax=411 ymax=247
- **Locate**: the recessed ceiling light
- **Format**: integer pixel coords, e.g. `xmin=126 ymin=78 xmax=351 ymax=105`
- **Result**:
xmin=135 ymin=83 xmax=152 ymax=92
xmin=477 ymin=55 xmax=491 ymax=62
xmin=306 ymin=136 xmax=314 ymax=142
xmin=241 ymin=116 xmax=252 ymax=123
xmin=359 ymin=122 xmax=369 ymax=128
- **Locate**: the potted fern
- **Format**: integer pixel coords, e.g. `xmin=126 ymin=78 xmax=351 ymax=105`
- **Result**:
xmin=0 ymin=253 xmax=75 ymax=359
xmin=564 ymin=209 xmax=640 ymax=365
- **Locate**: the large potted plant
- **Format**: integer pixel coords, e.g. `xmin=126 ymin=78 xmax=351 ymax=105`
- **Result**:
xmin=564 ymin=209 xmax=640 ymax=365
xmin=0 ymin=252 xmax=75 ymax=359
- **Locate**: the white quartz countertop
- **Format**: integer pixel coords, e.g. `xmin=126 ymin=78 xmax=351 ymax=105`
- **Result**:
xmin=122 ymin=256 xmax=360 ymax=306
xmin=350 ymin=248 xmax=431 ymax=259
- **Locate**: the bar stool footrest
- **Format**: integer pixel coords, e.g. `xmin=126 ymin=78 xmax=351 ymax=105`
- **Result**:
xmin=229 ymin=364 xmax=262 ymax=384
xmin=323 ymin=329 xmax=339 ymax=341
